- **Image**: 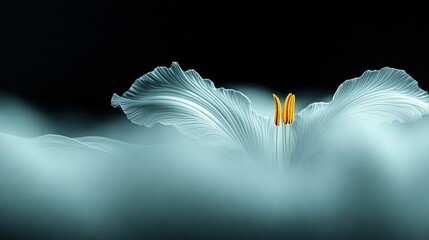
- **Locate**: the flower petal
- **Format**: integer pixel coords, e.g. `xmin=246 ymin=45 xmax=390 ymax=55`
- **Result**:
xmin=292 ymin=67 xmax=429 ymax=165
xmin=111 ymin=62 xmax=274 ymax=160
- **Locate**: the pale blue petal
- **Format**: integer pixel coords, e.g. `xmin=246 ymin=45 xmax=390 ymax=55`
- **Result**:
xmin=34 ymin=134 xmax=129 ymax=154
xmin=292 ymin=67 xmax=429 ymax=165
xmin=111 ymin=62 xmax=274 ymax=160
xmin=0 ymin=132 xmax=124 ymax=159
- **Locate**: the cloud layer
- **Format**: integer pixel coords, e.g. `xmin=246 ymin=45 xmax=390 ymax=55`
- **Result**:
xmin=1 ymin=89 xmax=429 ymax=239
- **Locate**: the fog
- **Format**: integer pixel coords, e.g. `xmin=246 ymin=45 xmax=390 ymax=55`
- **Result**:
xmin=1 ymin=87 xmax=429 ymax=239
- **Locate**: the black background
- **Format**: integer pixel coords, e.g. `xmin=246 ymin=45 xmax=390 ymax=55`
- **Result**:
xmin=1 ymin=3 xmax=429 ymax=239
xmin=1 ymin=1 xmax=428 ymax=118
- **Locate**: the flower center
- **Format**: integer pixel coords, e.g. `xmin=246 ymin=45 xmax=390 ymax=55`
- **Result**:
xmin=272 ymin=93 xmax=295 ymax=167
xmin=272 ymin=93 xmax=295 ymax=126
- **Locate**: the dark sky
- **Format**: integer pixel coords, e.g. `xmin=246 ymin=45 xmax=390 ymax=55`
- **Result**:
xmin=1 ymin=1 xmax=428 ymax=117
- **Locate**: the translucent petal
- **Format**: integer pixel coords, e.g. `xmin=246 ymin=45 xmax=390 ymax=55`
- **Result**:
xmin=111 ymin=62 xmax=274 ymax=160
xmin=292 ymin=67 xmax=429 ymax=165
xmin=34 ymin=134 xmax=129 ymax=154
xmin=0 ymin=132 xmax=122 ymax=163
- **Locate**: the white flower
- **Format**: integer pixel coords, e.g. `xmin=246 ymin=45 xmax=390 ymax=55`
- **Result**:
xmin=111 ymin=63 xmax=429 ymax=166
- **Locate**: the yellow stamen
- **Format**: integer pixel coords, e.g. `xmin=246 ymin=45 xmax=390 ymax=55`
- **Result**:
xmin=272 ymin=94 xmax=282 ymax=126
xmin=282 ymin=93 xmax=292 ymax=124
xmin=289 ymin=94 xmax=295 ymax=124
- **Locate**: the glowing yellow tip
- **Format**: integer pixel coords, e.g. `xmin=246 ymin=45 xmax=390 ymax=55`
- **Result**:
xmin=272 ymin=94 xmax=282 ymax=126
xmin=289 ymin=94 xmax=295 ymax=124
xmin=281 ymin=93 xmax=295 ymax=124
xmin=282 ymin=93 xmax=292 ymax=124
